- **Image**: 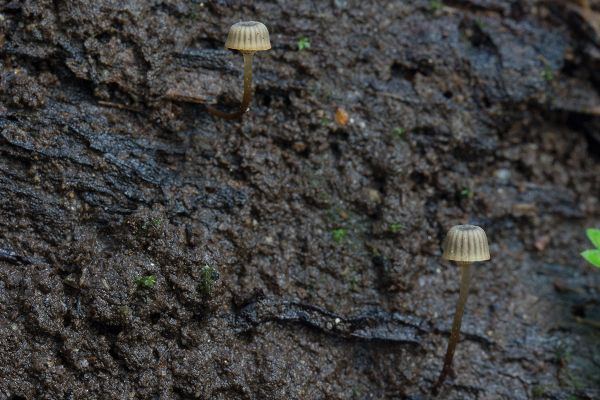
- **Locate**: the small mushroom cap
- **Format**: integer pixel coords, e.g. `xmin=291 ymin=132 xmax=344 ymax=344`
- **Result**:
xmin=225 ymin=21 xmax=271 ymax=52
xmin=442 ymin=225 xmax=490 ymax=262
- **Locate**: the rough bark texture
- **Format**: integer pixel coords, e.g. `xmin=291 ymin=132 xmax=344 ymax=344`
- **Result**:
xmin=1 ymin=0 xmax=599 ymax=399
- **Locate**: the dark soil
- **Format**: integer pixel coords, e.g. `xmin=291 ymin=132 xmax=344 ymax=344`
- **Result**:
xmin=1 ymin=0 xmax=600 ymax=399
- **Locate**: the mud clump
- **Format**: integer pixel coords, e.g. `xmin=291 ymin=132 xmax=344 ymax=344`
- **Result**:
xmin=0 ymin=69 xmax=47 ymax=109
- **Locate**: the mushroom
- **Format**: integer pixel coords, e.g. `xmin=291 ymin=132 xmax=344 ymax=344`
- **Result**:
xmin=207 ymin=21 xmax=271 ymax=120
xmin=432 ymin=224 xmax=490 ymax=395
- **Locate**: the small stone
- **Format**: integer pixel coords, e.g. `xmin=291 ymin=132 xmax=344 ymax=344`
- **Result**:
xmin=495 ymin=168 xmax=511 ymax=182
xmin=367 ymin=189 xmax=382 ymax=204
xmin=292 ymin=142 xmax=307 ymax=153
xmin=534 ymin=235 xmax=550 ymax=251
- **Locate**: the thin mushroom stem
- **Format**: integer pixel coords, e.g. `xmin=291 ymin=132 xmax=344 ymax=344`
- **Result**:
xmin=207 ymin=51 xmax=255 ymax=120
xmin=240 ymin=51 xmax=254 ymax=113
xmin=432 ymin=261 xmax=473 ymax=395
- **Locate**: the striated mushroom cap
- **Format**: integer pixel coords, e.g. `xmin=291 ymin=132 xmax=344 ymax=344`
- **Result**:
xmin=442 ymin=225 xmax=490 ymax=262
xmin=225 ymin=21 xmax=271 ymax=52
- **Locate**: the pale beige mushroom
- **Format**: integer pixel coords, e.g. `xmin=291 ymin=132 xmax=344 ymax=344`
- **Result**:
xmin=432 ymin=225 xmax=490 ymax=395
xmin=208 ymin=21 xmax=271 ymax=120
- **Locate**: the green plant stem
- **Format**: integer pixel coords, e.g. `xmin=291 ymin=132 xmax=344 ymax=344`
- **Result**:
xmin=432 ymin=261 xmax=472 ymax=395
xmin=207 ymin=51 xmax=254 ymax=120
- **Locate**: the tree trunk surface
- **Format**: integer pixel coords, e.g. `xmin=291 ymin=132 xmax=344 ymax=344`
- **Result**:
xmin=0 ymin=1 xmax=599 ymax=398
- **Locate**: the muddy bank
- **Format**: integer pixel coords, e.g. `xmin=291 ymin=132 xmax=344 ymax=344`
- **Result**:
xmin=0 ymin=0 xmax=599 ymax=399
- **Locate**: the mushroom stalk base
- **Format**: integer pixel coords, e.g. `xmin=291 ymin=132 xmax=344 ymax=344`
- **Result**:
xmin=432 ymin=261 xmax=473 ymax=395
xmin=207 ymin=52 xmax=254 ymax=120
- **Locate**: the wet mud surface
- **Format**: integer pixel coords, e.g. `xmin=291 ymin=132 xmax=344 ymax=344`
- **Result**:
xmin=1 ymin=0 xmax=600 ymax=399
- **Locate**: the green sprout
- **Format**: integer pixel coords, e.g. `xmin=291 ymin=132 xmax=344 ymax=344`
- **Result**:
xmin=198 ymin=264 xmax=220 ymax=296
xmin=388 ymin=223 xmax=403 ymax=234
xmin=135 ymin=275 xmax=157 ymax=289
xmin=475 ymin=19 xmax=487 ymax=30
xmin=460 ymin=187 xmax=473 ymax=198
xmin=349 ymin=273 xmax=360 ymax=290
xmin=320 ymin=117 xmax=332 ymax=126
xmin=531 ymin=385 xmax=545 ymax=398
xmin=542 ymin=65 xmax=555 ymax=82
xmin=332 ymin=228 xmax=347 ymax=243
xmin=297 ymin=37 xmax=311 ymax=51
xmin=150 ymin=217 xmax=162 ymax=227
xmin=430 ymin=0 xmax=443 ymax=12
xmin=391 ymin=127 xmax=406 ymax=139
xmin=141 ymin=217 xmax=162 ymax=232
xmin=581 ymin=228 xmax=600 ymax=268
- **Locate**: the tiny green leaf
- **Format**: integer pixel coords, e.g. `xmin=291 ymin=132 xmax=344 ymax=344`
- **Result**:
xmin=198 ymin=264 xmax=220 ymax=296
xmin=475 ymin=19 xmax=487 ymax=30
xmin=585 ymin=228 xmax=600 ymax=249
xmin=388 ymin=223 xmax=403 ymax=234
xmin=297 ymin=37 xmax=311 ymax=51
xmin=581 ymin=249 xmax=600 ymax=268
xmin=460 ymin=188 xmax=472 ymax=198
xmin=542 ymin=65 xmax=554 ymax=82
xmin=332 ymin=228 xmax=347 ymax=243
xmin=320 ymin=117 xmax=332 ymax=126
xmin=430 ymin=0 xmax=443 ymax=12
xmin=136 ymin=275 xmax=157 ymax=289
xmin=391 ymin=127 xmax=406 ymax=139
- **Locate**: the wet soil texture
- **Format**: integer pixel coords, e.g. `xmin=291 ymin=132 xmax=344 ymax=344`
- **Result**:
xmin=1 ymin=0 xmax=600 ymax=399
